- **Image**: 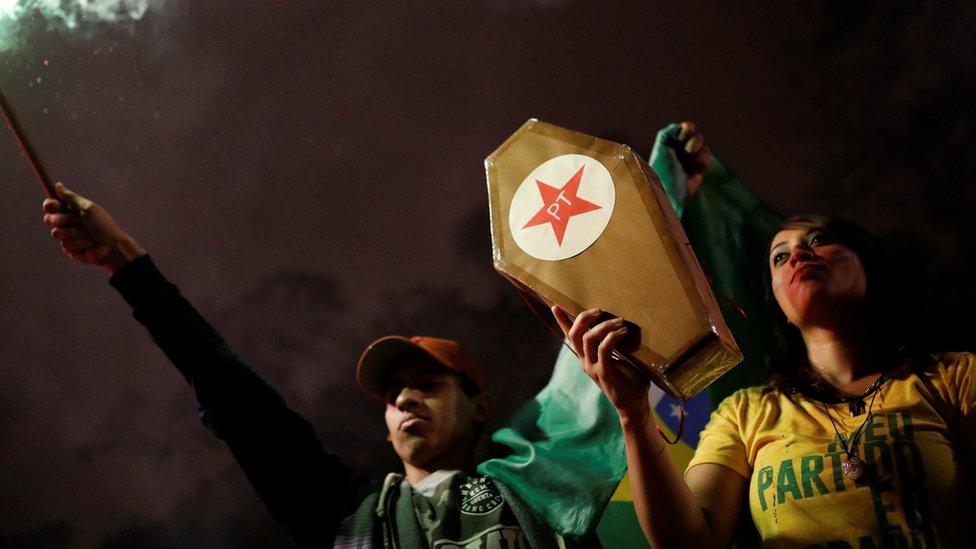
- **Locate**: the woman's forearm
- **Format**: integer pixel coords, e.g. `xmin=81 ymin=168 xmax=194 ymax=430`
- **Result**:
xmin=619 ymin=407 xmax=721 ymax=548
xmin=548 ymin=304 xmax=737 ymax=545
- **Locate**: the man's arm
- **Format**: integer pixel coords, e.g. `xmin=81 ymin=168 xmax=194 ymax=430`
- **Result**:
xmin=43 ymin=185 xmax=375 ymax=546
xmin=42 ymin=182 xmax=145 ymax=274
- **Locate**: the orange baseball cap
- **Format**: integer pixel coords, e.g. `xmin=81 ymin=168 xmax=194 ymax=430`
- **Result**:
xmin=356 ymin=335 xmax=485 ymax=401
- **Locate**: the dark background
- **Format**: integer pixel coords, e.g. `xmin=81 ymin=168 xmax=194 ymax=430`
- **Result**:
xmin=1 ymin=1 xmax=974 ymax=546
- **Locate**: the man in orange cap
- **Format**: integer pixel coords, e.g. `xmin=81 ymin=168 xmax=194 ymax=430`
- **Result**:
xmin=41 ymin=184 xmax=610 ymax=548
xmin=351 ymin=335 xmax=550 ymax=547
xmin=357 ymin=336 xmax=489 ymax=484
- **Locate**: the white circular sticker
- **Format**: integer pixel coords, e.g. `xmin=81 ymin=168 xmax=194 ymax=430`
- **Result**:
xmin=508 ymin=154 xmax=615 ymax=261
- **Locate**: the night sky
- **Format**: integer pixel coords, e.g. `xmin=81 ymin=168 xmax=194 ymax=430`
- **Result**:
xmin=2 ymin=2 xmax=974 ymax=546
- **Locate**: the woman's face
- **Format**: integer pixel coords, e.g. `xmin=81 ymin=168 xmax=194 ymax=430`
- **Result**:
xmin=769 ymin=225 xmax=867 ymax=327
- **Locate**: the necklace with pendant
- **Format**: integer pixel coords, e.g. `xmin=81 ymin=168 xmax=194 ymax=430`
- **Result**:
xmin=823 ymin=375 xmax=886 ymax=481
xmin=839 ymin=374 xmax=886 ymax=417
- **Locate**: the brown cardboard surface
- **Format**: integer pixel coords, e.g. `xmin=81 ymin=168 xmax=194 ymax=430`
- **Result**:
xmin=486 ymin=119 xmax=742 ymax=400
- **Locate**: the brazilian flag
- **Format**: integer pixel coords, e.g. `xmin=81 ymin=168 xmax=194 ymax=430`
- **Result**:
xmin=480 ymin=123 xmax=783 ymax=546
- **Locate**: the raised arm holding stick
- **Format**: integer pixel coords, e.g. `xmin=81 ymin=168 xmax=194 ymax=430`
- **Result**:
xmin=42 ymin=183 xmax=144 ymax=272
xmin=38 ymin=180 xmax=623 ymax=547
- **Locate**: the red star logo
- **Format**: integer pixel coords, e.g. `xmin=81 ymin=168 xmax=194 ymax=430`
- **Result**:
xmin=522 ymin=165 xmax=602 ymax=246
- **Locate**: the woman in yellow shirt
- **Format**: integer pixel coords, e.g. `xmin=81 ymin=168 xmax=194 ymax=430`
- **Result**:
xmin=553 ymin=126 xmax=974 ymax=548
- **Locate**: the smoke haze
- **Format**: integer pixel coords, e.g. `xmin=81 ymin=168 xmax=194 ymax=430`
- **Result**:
xmin=0 ymin=0 xmax=173 ymax=50
xmin=1 ymin=1 xmax=974 ymax=546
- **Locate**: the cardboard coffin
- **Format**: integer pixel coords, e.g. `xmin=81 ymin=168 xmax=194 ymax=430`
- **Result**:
xmin=485 ymin=119 xmax=741 ymax=400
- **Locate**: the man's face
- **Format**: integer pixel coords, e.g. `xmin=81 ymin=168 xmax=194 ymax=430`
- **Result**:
xmin=382 ymin=355 xmax=487 ymax=472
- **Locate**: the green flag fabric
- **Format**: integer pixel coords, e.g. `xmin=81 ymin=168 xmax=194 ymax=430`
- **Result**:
xmin=478 ymin=344 xmax=627 ymax=538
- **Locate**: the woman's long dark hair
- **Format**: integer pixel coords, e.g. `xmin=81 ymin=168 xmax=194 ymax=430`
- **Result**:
xmin=762 ymin=214 xmax=935 ymax=399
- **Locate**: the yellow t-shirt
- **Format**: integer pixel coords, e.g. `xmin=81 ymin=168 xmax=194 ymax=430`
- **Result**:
xmin=687 ymin=352 xmax=975 ymax=548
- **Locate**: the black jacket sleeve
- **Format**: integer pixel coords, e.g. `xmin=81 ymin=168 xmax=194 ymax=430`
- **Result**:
xmin=110 ymin=255 xmax=376 ymax=547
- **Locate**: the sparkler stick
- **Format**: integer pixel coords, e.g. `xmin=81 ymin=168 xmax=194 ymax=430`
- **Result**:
xmin=0 ymin=84 xmax=56 ymax=197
